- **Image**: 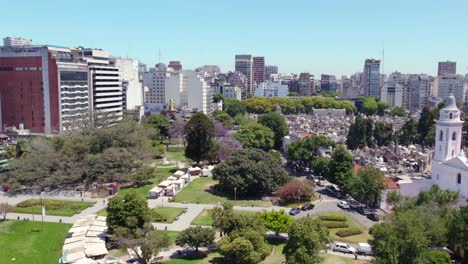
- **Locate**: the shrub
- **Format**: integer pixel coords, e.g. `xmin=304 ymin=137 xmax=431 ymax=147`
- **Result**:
xmin=318 ymin=214 xmax=346 ymax=221
xmin=320 ymin=221 xmax=349 ymax=228
xmin=336 ymin=228 xmax=362 ymax=237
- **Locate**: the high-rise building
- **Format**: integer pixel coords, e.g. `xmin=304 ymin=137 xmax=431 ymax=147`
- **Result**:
xmin=254 ymin=81 xmax=288 ymax=98
xmin=3 ymin=37 xmax=32 ymax=47
xmin=380 ymin=81 xmax=403 ymax=108
xmin=0 ymin=45 xmax=90 ymax=134
xmin=168 ymin=61 xmax=182 ymax=71
xmin=438 ymin=61 xmax=456 ymax=76
xmin=341 ymin=76 xmax=360 ymax=98
xmin=408 ymin=75 xmax=431 ymax=110
xmin=361 ymin=59 xmax=381 ymax=98
xmin=437 ymin=74 xmax=464 ymax=106
xmin=112 ymin=58 xmax=144 ymax=111
xmin=252 ymin=56 xmax=265 ymax=86
xmin=143 ymin=63 xmax=168 ymax=106
xmin=320 ymin=74 xmax=337 ymax=93
xmin=265 ymin=65 xmax=278 ymax=80
xmin=81 ymin=49 xmax=124 ymax=126
xmin=226 ymin=71 xmax=248 ymax=100
xmin=223 ymin=85 xmax=242 ymax=101
xmin=235 ymin=55 xmax=253 ymax=97
xmin=298 ymin=73 xmax=313 ymax=96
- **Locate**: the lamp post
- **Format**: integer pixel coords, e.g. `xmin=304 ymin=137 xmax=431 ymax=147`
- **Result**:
xmin=40 ymin=191 xmax=44 ymax=232
xmin=234 ymin=187 xmax=237 ymax=201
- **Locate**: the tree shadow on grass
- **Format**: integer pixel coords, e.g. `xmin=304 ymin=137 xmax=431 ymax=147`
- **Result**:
xmin=209 ymin=256 xmax=225 ymax=264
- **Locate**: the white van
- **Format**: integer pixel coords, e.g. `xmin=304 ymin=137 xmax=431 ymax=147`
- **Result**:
xmin=332 ymin=242 xmax=356 ymax=254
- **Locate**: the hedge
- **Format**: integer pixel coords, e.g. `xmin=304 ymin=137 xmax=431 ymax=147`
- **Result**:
xmin=336 ymin=228 xmax=363 ymax=237
xmin=318 ymin=215 xmax=346 ymax=221
xmin=320 ymin=221 xmax=349 ymax=228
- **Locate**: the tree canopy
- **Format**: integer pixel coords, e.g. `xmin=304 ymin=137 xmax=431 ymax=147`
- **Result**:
xmin=233 ymin=122 xmax=275 ymax=150
xmin=258 ymin=112 xmax=290 ymax=150
xmin=184 ymin=112 xmax=216 ymax=163
xmin=287 ymin=135 xmax=335 ymax=168
xmin=107 ymin=191 xmax=150 ymax=233
xmin=261 ymin=209 xmax=292 ymax=236
xmin=244 ymin=97 xmax=356 ymax=115
xmin=346 ymin=167 xmax=386 ymax=207
xmin=176 ymin=226 xmax=215 ymax=252
xmin=224 ymin=99 xmax=247 ymax=117
xmin=328 ymin=145 xmax=353 ymax=189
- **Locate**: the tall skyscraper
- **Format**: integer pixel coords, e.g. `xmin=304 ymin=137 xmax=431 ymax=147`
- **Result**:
xmin=0 ymin=45 xmax=90 ymax=134
xmin=264 ymin=65 xmax=278 ymax=80
xmin=235 ymin=55 xmax=253 ymax=97
xmin=438 ymin=61 xmax=456 ymax=76
xmin=361 ymin=59 xmax=381 ymax=98
xmin=143 ymin=63 xmax=168 ymax=105
xmin=252 ymin=56 xmax=265 ymax=85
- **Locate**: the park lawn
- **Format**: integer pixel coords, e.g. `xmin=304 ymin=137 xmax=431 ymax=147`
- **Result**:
xmin=12 ymin=199 xmax=94 ymax=217
xmin=172 ymin=177 xmax=272 ymax=207
xmin=191 ymin=209 xmax=260 ymax=226
xmin=261 ymin=242 xmax=285 ymax=264
xmin=316 ymin=212 xmax=372 ymax=244
xmin=0 ymin=220 xmax=72 ymax=264
xmin=155 ymin=230 xmax=179 ymax=245
xmin=162 ymin=252 xmax=222 ymax=264
xmin=118 ymin=166 xmax=176 ymax=197
xmin=153 ymin=207 xmax=186 ymax=223
xmin=321 ymin=254 xmax=370 ymax=264
xmin=97 ymin=208 xmax=107 ymax=216
xmin=166 ymin=147 xmax=187 ymax=162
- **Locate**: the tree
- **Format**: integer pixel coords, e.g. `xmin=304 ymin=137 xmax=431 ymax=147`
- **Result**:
xmin=213 ymin=110 xmax=233 ymax=129
xmin=211 ymin=202 xmax=235 ymax=235
xmin=169 ymin=119 xmax=186 ymax=141
xmin=374 ymin=121 xmax=393 ymax=147
xmin=145 ymin=114 xmax=170 ymax=142
xmin=176 ymin=226 xmax=215 ymax=252
xmin=346 ymin=115 xmax=367 ymax=150
xmin=364 ymin=118 xmax=374 ymax=147
xmin=258 ymin=112 xmax=290 ymax=150
xmin=107 ymin=191 xmax=150 ymax=233
xmin=215 ymin=137 xmax=242 ymax=161
xmin=447 ymin=206 xmax=468 ymax=254
xmin=328 ymin=145 xmax=353 ymax=189
xmin=213 ymin=148 xmax=288 ymax=197
xmin=184 ymin=112 xmax=216 ymax=163
xmin=346 ymin=167 xmax=386 ymax=207
xmin=361 ymin=97 xmax=378 ymax=115
xmin=287 ymin=135 xmax=335 ymax=168
xmin=261 ymin=209 xmax=292 ymax=236
xmin=422 ymin=250 xmax=451 ymax=264
xmin=283 ymin=217 xmax=329 ymax=264
xmin=311 ymin=156 xmax=330 ymax=177
xmin=213 ymin=93 xmax=224 ymax=103
xmin=389 ymin=107 xmax=406 ymax=117
xmin=127 ymin=167 xmax=154 ymax=186
xmin=213 ymin=120 xmax=229 ymax=138
xmin=0 ymin=202 xmax=12 ymax=220
xmin=417 ymin=107 xmax=436 ymax=148
xmin=233 ymin=122 xmax=275 ymax=150
xmin=218 ymin=229 xmax=270 ymax=264
xmin=224 ymin=99 xmax=246 ymax=117
xmin=276 ymin=180 xmax=315 ymax=203
xmin=399 ymin=118 xmax=418 ymax=146
xmin=377 ymin=101 xmax=389 ymax=116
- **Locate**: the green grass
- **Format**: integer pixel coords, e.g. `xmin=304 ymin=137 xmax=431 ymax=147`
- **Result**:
xmin=172 ymin=177 xmax=272 ymax=207
xmin=97 ymin=208 xmax=107 ymax=216
xmin=156 ymin=230 xmax=179 ymax=245
xmin=162 ymin=252 xmax=223 ymax=264
xmin=316 ymin=212 xmax=372 ymax=244
xmin=118 ymin=166 xmax=176 ymax=197
xmin=12 ymin=199 xmax=95 ymax=217
xmin=321 ymin=254 xmax=370 ymax=264
xmin=191 ymin=209 xmax=260 ymax=226
xmin=152 ymin=207 xmax=186 ymax=223
xmin=0 ymin=220 xmax=72 ymax=264
xmin=166 ymin=147 xmax=187 ymax=162
xmin=261 ymin=242 xmax=285 ymax=264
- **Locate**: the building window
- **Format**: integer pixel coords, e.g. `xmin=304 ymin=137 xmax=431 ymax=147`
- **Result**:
xmin=457 ymin=173 xmax=461 ymax=184
xmin=437 ymin=174 xmax=439 ymax=180
xmin=452 ymin=150 xmax=455 ymax=157
xmin=452 ymin=132 xmax=456 ymax=141
xmin=439 ymin=130 xmax=443 ymax=141
xmin=450 ymin=113 xmax=453 ymax=119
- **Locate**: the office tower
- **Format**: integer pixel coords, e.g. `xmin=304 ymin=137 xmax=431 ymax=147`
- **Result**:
xmin=320 ymin=74 xmax=336 ymax=93
xmin=265 ymin=65 xmax=278 ymax=80
xmin=143 ymin=63 xmax=168 ymax=105
xmin=253 ymin=56 xmax=265 ymax=85
xmin=298 ymin=73 xmax=313 ymax=96
xmin=235 ymin=55 xmax=253 ymax=97
xmin=254 ymin=81 xmax=288 ymax=98
xmin=3 ymin=37 xmax=32 ymax=47
xmin=81 ymin=49 xmax=124 ymax=126
xmin=361 ymin=59 xmax=381 ymax=98
xmin=0 ymin=45 xmax=90 ymax=134
xmin=168 ymin=61 xmax=182 ymax=71
xmin=438 ymin=61 xmax=456 ymax=76
xmin=380 ymin=81 xmax=403 ymax=108
xmin=112 ymin=58 xmax=144 ymax=111
xmin=226 ymin=71 xmax=248 ymax=100
xmin=437 ymin=74 xmax=464 ymax=106
xmin=165 ymin=70 xmax=213 ymax=115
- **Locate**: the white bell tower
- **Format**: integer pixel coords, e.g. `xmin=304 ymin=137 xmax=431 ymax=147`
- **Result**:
xmin=433 ymin=94 xmax=463 ymax=162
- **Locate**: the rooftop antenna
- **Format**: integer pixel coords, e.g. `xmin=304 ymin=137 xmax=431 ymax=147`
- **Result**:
xmin=381 ymin=41 xmax=385 ymax=76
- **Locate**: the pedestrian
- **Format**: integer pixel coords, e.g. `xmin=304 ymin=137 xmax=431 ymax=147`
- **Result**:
xmin=81 ymin=197 xmax=84 ymax=202
xmin=354 ymin=252 xmax=357 ymax=260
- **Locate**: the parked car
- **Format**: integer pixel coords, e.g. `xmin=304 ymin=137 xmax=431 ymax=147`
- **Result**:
xmin=337 ymin=201 xmax=350 ymax=209
xmin=357 ymin=207 xmax=371 ymax=215
xmin=367 ymin=213 xmax=380 ymax=221
xmin=301 ymin=203 xmax=315 ymax=211
xmin=316 ymin=180 xmax=325 ymax=187
xmin=332 ymin=242 xmax=356 ymax=254
xmin=347 ymin=199 xmax=360 ymax=209
xmin=334 ymin=191 xmax=344 ymax=199
xmin=289 ymin=207 xmax=301 ymax=215
xmin=356 ymin=243 xmax=373 ymax=256
xmin=325 ymin=185 xmax=337 ymax=194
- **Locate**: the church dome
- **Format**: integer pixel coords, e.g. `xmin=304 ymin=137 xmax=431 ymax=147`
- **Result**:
xmin=443 ymin=94 xmax=458 ymax=111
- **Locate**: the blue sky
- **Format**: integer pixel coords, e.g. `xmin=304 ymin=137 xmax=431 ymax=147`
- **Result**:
xmin=1 ymin=0 xmax=467 ymax=76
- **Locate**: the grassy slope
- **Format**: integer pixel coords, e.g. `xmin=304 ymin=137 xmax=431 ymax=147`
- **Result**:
xmin=12 ymin=199 xmax=94 ymax=217
xmin=0 ymin=220 xmax=71 ymax=264
xmin=153 ymin=207 xmax=186 ymax=223
xmin=191 ymin=209 xmax=260 ymax=226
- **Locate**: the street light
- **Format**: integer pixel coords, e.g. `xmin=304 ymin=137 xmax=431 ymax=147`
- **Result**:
xmin=40 ymin=191 xmax=44 ymax=232
xmin=234 ymin=187 xmax=237 ymax=201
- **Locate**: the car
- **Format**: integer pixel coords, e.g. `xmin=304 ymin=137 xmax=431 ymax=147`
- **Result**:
xmin=316 ymin=180 xmax=325 ymax=187
xmin=334 ymin=191 xmax=344 ymax=199
xmin=301 ymin=203 xmax=315 ymax=211
xmin=337 ymin=200 xmax=350 ymax=209
xmin=347 ymin=199 xmax=360 ymax=209
xmin=356 ymin=243 xmax=373 ymax=256
xmin=289 ymin=207 xmax=301 ymax=215
xmin=367 ymin=213 xmax=380 ymax=221
xmin=332 ymin=242 xmax=356 ymax=254
xmin=325 ymin=185 xmax=337 ymax=193
xmin=357 ymin=207 xmax=371 ymax=215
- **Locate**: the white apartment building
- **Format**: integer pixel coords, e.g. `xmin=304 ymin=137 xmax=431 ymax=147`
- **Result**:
xmin=3 ymin=37 xmax=32 ymax=47
xmin=81 ymin=49 xmax=123 ymax=126
xmin=380 ymin=81 xmax=403 ymax=108
xmin=143 ymin=63 xmax=169 ymax=105
xmin=223 ymin=85 xmax=242 ymax=101
xmin=254 ymin=81 xmax=288 ymax=98
xmin=437 ymin=74 xmax=464 ymax=106
xmin=112 ymin=58 xmax=143 ymax=111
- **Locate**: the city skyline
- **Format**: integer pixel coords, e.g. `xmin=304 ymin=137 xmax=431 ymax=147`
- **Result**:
xmin=1 ymin=0 xmax=468 ymax=76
